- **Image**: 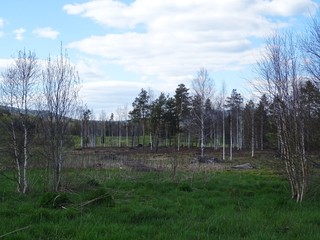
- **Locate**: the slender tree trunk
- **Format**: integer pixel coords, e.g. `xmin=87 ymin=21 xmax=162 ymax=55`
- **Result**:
xmin=118 ymin=121 xmax=121 ymax=147
xmin=111 ymin=122 xmax=114 ymax=147
xmin=80 ymin=120 xmax=83 ymax=148
xmin=260 ymin=114 xmax=264 ymax=151
xmin=131 ymin=124 xmax=134 ymax=148
xmin=230 ymin=116 xmax=233 ymax=161
xmin=142 ymin=121 xmax=145 ymax=148
xmin=177 ymin=130 xmax=180 ymax=151
xmin=240 ymin=115 xmax=243 ymax=150
xmin=251 ymin=110 xmax=255 ymax=158
xmin=56 ymin=139 xmax=63 ymax=192
xmin=149 ymin=131 xmax=153 ymax=150
xmin=236 ymin=109 xmax=239 ymax=150
xmin=22 ymin=124 xmax=28 ymax=194
xmin=222 ymin=108 xmax=226 ymax=161
xmin=11 ymin=122 xmax=21 ymax=192
xmin=200 ymin=112 xmax=205 ymax=158
xmin=126 ymin=122 xmax=129 ymax=147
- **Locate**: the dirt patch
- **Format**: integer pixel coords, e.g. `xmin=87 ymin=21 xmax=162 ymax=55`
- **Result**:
xmin=66 ymin=147 xmax=270 ymax=172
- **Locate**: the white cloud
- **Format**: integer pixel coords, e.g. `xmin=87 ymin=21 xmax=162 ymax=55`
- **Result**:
xmin=252 ymin=0 xmax=318 ymax=17
xmin=74 ymin=57 xmax=146 ymax=114
xmin=63 ymin=0 xmax=136 ymax=28
xmin=13 ymin=28 xmax=26 ymax=40
xmin=32 ymin=27 xmax=59 ymax=39
xmin=0 ymin=58 xmax=14 ymax=72
xmin=64 ymin=0 xmax=318 ymax=113
xmin=80 ymin=80 xmax=144 ymax=114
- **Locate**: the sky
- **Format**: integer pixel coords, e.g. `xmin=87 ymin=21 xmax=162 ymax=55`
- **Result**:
xmin=0 ymin=0 xmax=319 ymax=118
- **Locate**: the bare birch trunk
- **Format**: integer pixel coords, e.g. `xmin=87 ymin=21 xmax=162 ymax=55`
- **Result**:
xmin=200 ymin=112 xmax=205 ymax=158
xmin=251 ymin=110 xmax=255 ymax=158
xmin=255 ymin=31 xmax=308 ymax=202
xmin=22 ymin=125 xmax=28 ymax=194
xmin=230 ymin=116 xmax=233 ymax=161
xmin=222 ymin=108 xmax=225 ymax=161
xmin=11 ymin=123 xmax=21 ymax=192
xmin=260 ymin=115 xmax=264 ymax=151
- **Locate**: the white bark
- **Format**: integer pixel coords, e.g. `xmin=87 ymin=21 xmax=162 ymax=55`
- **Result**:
xmin=230 ymin=116 xmax=233 ymax=161
xmin=192 ymin=68 xmax=214 ymax=159
xmin=251 ymin=108 xmax=255 ymax=158
xmin=0 ymin=50 xmax=38 ymax=193
xmin=222 ymin=108 xmax=225 ymax=161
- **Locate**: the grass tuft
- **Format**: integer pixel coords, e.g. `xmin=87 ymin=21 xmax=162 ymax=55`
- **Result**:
xmin=39 ymin=192 xmax=72 ymax=209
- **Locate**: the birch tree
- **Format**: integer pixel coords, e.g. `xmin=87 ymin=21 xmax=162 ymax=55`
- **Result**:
xmin=192 ymin=68 xmax=214 ymax=159
xmin=255 ymin=31 xmax=307 ymax=202
xmin=0 ymin=50 xmax=39 ymax=193
xmin=1 ymin=67 xmax=22 ymax=192
xmin=244 ymin=100 xmax=255 ymax=157
xmin=40 ymin=48 xmax=80 ymax=191
xmin=108 ymin=113 xmax=114 ymax=146
xmin=221 ymin=82 xmax=227 ymax=160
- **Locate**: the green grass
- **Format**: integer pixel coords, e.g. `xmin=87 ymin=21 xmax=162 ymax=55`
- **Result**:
xmin=0 ymin=168 xmax=320 ymax=240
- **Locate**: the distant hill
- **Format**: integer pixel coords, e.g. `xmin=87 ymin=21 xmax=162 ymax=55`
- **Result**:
xmin=0 ymin=105 xmax=50 ymax=117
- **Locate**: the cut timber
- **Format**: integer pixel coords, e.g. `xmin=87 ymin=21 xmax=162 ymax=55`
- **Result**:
xmin=232 ymin=163 xmax=255 ymax=170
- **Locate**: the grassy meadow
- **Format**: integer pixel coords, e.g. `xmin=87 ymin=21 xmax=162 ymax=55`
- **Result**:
xmin=1 ymin=149 xmax=320 ymax=239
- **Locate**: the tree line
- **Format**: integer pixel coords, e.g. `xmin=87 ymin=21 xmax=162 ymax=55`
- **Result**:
xmin=83 ymin=71 xmax=318 ymax=157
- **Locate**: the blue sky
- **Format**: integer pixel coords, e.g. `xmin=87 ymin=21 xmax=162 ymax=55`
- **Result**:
xmin=0 ymin=0 xmax=319 ymax=118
